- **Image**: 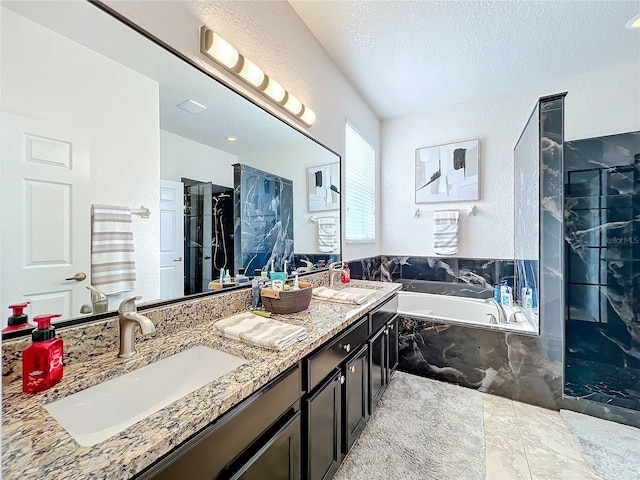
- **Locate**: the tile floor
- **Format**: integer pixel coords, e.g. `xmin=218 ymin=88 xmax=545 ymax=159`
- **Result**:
xmin=483 ymin=393 xmax=601 ymax=480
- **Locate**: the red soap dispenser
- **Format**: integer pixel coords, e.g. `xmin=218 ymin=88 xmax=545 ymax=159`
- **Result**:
xmin=4 ymin=302 xmax=31 ymax=333
xmin=341 ymin=262 xmax=351 ymax=283
xmin=22 ymin=314 xmax=64 ymax=394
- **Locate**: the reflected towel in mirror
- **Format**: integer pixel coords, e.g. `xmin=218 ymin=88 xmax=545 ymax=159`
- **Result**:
xmin=91 ymin=204 xmax=136 ymax=295
xmin=317 ymin=216 xmax=337 ymax=252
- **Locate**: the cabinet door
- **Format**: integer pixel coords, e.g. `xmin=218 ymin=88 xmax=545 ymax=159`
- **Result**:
xmin=229 ymin=412 xmax=301 ymax=480
xmin=344 ymin=345 xmax=369 ymax=452
xmin=387 ymin=315 xmax=399 ymax=380
xmin=368 ymin=327 xmax=387 ymax=414
xmin=306 ymin=369 xmax=343 ymax=480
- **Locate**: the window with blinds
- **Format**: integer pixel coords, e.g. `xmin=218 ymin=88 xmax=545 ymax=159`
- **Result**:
xmin=345 ymin=121 xmax=376 ymax=244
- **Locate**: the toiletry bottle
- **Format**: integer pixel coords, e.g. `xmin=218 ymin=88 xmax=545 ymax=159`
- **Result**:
xmin=341 ymin=262 xmax=351 ymax=283
xmin=22 ymin=313 xmax=63 ymax=394
xmin=236 ymin=268 xmax=249 ymax=285
xmin=493 ymin=285 xmax=502 ymax=303
xmin=292 ymin=271 xmax=300 ymax=290
xmin=252 ymin=269 xmax=263 ymax=308
xmin=4 ymin=302 xmax=31 ymax=333
xmin=521 ymin=283 xmax=533 ymax=309
xmin=500 ymin=280 xmax=513 ymax=308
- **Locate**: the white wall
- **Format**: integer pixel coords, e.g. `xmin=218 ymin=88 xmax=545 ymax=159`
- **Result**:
xmin=103 ymin=0 xmax=381 ymax=261
xmin=1 ymin=9 xmax=161 ymax=307
xmin=381 ymin=61 xmax=640 ymax=259
xmin=160 ymin=130 xmax=237 ymax=187
xmin=240 ymin=140 xmax=341 ymax=255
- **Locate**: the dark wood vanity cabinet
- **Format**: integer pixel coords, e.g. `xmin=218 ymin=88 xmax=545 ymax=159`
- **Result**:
xmin=343 ymin=345 xmax=369 ymax=452
xmin=135 ymin=364 xmax=302 ymax=480
xmin=368 ymin=294 xmax=399 ymax=414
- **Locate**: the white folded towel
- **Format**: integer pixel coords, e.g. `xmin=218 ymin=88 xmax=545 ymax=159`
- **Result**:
xmin=91 ymin=204 xmax=136 ymax=294
xmin=312 ymin=287 xmax=369 ymax=305
xmin=433 ymin=210 xmax=460 ymax=255
xmin=317 ymin=217 xmax=337 ymax=253
xmin=213 ymin=313 xmax=308 ymax=351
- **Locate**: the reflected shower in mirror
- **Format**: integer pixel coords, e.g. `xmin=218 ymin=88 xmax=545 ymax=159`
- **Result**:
xmin=0 ymin=1 xmax=340 ymax=332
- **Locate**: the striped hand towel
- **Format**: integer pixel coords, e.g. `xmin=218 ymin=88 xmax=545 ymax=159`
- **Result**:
xmin=91 ymin=204 xmax=136 ymax=295
xmin=213 ymin=313 xmax=308 ymax=351
xmin=312 ymin=287 xmax=369 ymax=305
xmin=317 ymin=217 xmax=337 ymax=253
xmin=433 ymin=210 xmax=460 ymax=255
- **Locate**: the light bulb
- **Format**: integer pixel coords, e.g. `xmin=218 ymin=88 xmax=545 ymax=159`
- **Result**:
xmin=283 ymin=93 xmax=303 ymax=116
xmin=237 ymin=56 xmax=265 ymax=88
xmin=262 ymin=76 xmax=287 ymax=103
xmin=201 ymin=29 xmax=240 ymax=69
xmin=299 ymin=106 xmax=316 ymax=126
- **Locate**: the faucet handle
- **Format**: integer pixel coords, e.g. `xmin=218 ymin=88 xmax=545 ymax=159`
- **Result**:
xmin=328 ymin=261 xmax=342 ymax=270
xmin=118 ymin=296 xmax=142 ymax=314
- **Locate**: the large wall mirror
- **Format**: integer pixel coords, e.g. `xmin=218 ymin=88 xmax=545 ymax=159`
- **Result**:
xmin=0 ymin=1 xmax=341 ymax=333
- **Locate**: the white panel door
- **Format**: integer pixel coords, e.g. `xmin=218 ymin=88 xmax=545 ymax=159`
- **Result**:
xmin=159 ymin=179 xmax=184 ymax=300
xmin=1 ymin=114 xmax=90 ymax=324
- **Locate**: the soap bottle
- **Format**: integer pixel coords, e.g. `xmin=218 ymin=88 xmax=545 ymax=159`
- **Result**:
xmin=22 ymin=313 xmax=64 ymax=394
xmin=252 ymin=269 xmax=263 ymax=308
xmin=4 ymin=302 xmax=31 ymax=333
xmin=236 ymin=268 xmax=249 ymax=285
xmin=493 ymin=285 xmax=502 ymax=303
xmin=341 ymin=262 xmax=351 ymax=283
xmin=521 ymin=283 xmax=533 ymax=309
xmin=500 ymin=280 xmax=513 ymax=308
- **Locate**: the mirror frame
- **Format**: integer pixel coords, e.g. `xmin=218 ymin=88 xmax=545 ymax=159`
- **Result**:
xmin=2 ymin=0 xmax=341 ymax=340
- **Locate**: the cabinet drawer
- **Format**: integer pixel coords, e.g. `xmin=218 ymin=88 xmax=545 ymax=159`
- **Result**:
xmin=370 ymin=294 xmax=398 ymax=332
xmin=305 ymin=317 xmax=368 ymax=392
xmin=138 ymin=364 xmax=302 ymax=480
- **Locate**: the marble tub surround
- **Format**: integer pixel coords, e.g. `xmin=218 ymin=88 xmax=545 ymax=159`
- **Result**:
xmin=349 ymin=255 xmax=514 ymax=296
xmin=399 ymin=318 xmax=562 ymax=409
xmin=2 ymin=279 xmax=400 ymax=480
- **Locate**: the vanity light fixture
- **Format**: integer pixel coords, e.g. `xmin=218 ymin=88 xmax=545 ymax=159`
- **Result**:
xmin=626 ymin=13 xmax=640 ymax=29
xmin=200 ymin=26 xmax=316 ymax=127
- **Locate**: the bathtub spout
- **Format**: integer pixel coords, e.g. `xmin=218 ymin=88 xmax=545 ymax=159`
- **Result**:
xmin=484 ymin=298 xmax=508 ymax=324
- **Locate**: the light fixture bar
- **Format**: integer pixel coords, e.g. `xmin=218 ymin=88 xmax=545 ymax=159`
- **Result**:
xmin=626 ymin=13 xmax=640 ymax=29
xmin=200 ymin=26 xmax=316 ymax=126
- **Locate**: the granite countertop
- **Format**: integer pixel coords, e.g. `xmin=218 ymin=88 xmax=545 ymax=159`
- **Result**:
xmin=2 ymin=280 xmax=401 ymax=480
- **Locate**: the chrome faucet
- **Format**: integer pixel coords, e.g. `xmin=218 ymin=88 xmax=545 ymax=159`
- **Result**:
xmin=484 ymin=298 xmax=508 ymax=324
xmin=118 ymin=296 xmax=156 ymax=358
xmin=328 ymin=261 xmax=346 ymax=287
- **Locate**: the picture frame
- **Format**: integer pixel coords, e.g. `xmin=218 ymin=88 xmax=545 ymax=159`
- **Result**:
xmin=415 ymin=139 xmax=479 ymax=203
xmin=308 ymin=162 xmax=340 ymax=212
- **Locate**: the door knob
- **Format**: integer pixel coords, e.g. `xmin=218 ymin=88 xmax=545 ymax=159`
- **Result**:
xmin=342 ymin=343 xmax=351 ymax=353
xmin=340 ymin=375 xmax=345 ymax=384
xmin=204 ymin=255 xmax=211 ymax=260
xmin=173 ymin=257 xmax=182 ymax=262
xmin=349 ymin=365 xmax=356 ymax=373
xmin=65 ymin=272 xmax=86 ymax=282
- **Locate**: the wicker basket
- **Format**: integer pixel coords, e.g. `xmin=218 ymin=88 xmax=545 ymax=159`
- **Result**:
xmin=261 ymin=282 xmax=313 ymax=314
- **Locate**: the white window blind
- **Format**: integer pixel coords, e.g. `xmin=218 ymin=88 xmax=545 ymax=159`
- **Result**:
xmin=345 ymin=121 xmax=376 ymax=244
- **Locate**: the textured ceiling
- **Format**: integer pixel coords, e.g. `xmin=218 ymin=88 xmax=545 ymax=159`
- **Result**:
xmin=289 ymin=0 xmax=640 ymax=119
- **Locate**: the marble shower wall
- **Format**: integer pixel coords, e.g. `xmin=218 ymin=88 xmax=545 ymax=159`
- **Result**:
xmin=563 ymin=131 xmax=640 ymax=413
xmin=233 ymin=164 xmax=294 ymax=274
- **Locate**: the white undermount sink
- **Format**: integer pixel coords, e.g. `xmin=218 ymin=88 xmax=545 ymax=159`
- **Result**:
xmin=45 ymin=346 xmax=246 ymax=446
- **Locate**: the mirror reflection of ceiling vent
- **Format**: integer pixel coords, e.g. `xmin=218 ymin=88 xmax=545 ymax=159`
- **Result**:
xmin=177 ymin=99 xmax=207 ymax=114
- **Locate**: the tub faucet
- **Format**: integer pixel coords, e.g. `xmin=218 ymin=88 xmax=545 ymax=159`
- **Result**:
xmin=328 ymin=261 xmax=346 ymax=287
xmin=118 ymin=296 xmax=156 ymax=358
xmin=484 ymin=298 xmax=508 ymax=324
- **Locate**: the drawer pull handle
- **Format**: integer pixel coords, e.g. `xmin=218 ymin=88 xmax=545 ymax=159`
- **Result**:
xmin=349 ymin=365 xmax=356 ymax=373
xmin=340 ymin=375 xmax=345 ymax=384
xmin=342 ymin=344 xmax=351 ymax=353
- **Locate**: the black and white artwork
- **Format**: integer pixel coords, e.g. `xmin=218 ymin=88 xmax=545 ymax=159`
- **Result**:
xmin=308 ymin=162 xmax=340 ymax=212
xmin=415 ymin=139 xmax=479 ymax=203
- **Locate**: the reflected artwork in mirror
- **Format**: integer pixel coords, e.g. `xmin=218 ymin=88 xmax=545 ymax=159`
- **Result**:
xmin=0 ymin=1 xmax=341 ymax=336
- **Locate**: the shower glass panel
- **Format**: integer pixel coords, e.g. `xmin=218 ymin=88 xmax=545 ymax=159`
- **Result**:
xmin=514 ymin=103 xmax=540 ymax=330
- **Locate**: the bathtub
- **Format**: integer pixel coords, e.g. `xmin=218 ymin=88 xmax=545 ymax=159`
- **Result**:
xmin=397 ymin=291 xmax=538 ymax=335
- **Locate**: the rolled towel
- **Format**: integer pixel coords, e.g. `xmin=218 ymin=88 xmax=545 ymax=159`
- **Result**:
xmin=213 ymin=312 xmax=307 ymax=351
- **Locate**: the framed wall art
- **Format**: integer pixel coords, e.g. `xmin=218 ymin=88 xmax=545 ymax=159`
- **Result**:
xmin=308 ymin=162 xmax=340 ymax=212
xmin=415 ymin=139 xmax=479 ymax=203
